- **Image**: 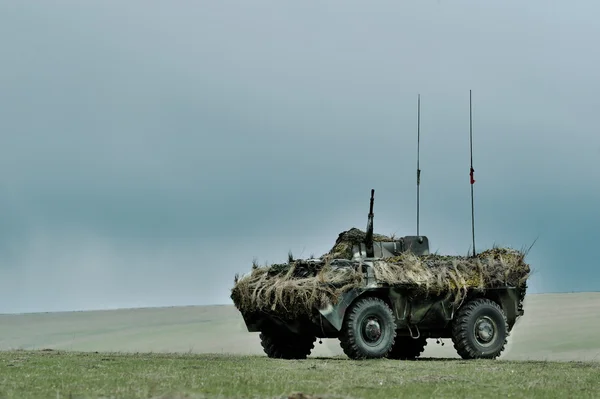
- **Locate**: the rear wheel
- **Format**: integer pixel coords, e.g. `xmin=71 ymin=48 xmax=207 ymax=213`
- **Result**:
xmin=451 ymin=298 xmax=508 ymax=359
xmin=387 ymin=336 xmax=428 ymax=360
xmin=339 ymin=297 xmax=397 ymax=360
xmin=259 ymin=330 xmax=316 ymax=359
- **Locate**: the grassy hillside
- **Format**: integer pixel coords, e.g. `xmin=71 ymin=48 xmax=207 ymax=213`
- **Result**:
xmin=1 ymin=292 xmax=599 ymax=398
xmin=0 ymin=293 xmax=599 ymax=361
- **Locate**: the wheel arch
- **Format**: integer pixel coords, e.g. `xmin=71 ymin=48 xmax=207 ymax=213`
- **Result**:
xmin=318 ymin=287 xmax=394 ymax=333
xmin=351 ymin=288 xmax=394 ymax=310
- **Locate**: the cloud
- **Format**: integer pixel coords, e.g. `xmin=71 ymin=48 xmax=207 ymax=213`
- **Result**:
xmin=0 ymin=1 xmax=599 ymax=312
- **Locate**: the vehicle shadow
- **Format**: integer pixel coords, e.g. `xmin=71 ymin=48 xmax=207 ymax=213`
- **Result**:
xmin=309 ymin=356 xmax=463 ymax=362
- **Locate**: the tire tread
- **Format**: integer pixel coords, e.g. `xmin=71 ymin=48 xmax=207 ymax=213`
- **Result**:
xmin=387 ymin=336 xmax=428 ymax=360
xmin=259 ymin=331 xmax=316 ymax=359
xmin=339 ymin=297 xmax=396 ymax=360
xmin=451 ymin=298 xmax=508 ymax=360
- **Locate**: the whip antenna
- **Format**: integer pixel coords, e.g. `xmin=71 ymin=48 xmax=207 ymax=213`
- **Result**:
xmin=416 ymin=94 xmax=421 ymax=237
xmin=469 ymin=90 xmax=476 ymax=257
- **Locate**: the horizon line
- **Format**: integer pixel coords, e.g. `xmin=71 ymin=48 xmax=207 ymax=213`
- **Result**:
xmin=1 ymin=289 xmax=599 ymax=316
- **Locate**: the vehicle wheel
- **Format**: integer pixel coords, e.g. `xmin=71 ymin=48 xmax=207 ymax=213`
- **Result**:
xmin=259 ymin=330 xmax=316 ymax=359
xmin=387 ymin=336 xmax=428 ymax=360
xmin=339 ymin=297 xmax=396 ymax=360
xmin=451 ymin=298 xmax=508 ymax=359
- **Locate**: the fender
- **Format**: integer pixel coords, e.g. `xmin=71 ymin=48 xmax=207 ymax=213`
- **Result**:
xmin=318 ymin=288 xmax=377 ymax=331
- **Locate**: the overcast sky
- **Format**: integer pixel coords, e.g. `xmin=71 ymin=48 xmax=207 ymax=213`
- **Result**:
xmin=1 ymin=1 xmax=599 ymax=313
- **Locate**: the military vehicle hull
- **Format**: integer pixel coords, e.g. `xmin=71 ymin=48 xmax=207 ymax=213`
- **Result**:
xmin=241 ymin=283 xmax=523 ymax=338
xmin=240 ymin=259 xmax=525 ymax=360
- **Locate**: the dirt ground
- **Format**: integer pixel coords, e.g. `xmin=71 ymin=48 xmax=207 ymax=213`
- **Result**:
xmin=1 ymin=292 xmax=598 ymax=361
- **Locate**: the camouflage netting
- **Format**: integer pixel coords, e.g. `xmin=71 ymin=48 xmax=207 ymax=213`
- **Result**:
xmin=230 ymin=228 xmax=531 ymax=319
xmin=324 ymin=228 xmax=395 ymax=260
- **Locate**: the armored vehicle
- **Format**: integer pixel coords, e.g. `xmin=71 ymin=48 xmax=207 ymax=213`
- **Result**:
xmin=237 ymin=190 xmax=527 ymax=360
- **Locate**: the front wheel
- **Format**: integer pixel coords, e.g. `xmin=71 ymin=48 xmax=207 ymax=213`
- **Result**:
xmin=451 ymin=298 xmax=508 ymax=359
xmin=339 ymin=297 xmax=397 ymax=360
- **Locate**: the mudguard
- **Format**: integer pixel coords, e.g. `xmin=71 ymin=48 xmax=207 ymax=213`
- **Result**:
xmin=317 ymin=288 xmax=370 ymax=331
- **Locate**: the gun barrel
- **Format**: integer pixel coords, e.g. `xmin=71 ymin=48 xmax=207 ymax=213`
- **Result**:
xmin=365 ymin=189 xmax=375 ymax=257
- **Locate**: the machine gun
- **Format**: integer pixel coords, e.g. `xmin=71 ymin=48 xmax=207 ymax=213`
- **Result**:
xmin=365 ymin=189 xmax=375 ymax=258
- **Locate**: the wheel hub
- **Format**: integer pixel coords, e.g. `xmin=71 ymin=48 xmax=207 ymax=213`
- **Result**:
xmin=363 ymin=317 xmax=382 ymax=342
xmin=474 ymin=316 xmax=495 ymax=344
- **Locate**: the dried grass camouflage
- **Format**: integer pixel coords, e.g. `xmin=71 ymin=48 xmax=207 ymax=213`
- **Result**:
xmin=230 ymin=228 xmax=531 ymax=319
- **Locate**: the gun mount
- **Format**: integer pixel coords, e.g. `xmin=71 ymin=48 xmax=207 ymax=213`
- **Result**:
xmin=356 ymin=189 xmax=430 ymax=259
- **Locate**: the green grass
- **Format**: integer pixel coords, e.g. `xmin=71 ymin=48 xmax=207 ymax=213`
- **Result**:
xmin=0 ymin=351 xmax=599 ymax=399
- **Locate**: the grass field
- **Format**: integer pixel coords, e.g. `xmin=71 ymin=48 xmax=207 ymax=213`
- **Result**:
xmin=1 ymin=292 xmax=600 ymax=398
xmin=1 ymin=351 xmax=599 ymax=398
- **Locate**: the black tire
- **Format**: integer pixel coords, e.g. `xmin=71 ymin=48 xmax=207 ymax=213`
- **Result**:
xmin=259 ymin=330 xmax=316 ymax=359
xmin=387 ymin=336 xmax=428 ymax=360
xmin=339 ymin=297 xmax=397 ymax=360
xmin=451 ymin=298 xmax=508 ymax=360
